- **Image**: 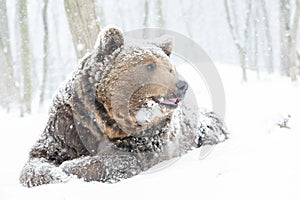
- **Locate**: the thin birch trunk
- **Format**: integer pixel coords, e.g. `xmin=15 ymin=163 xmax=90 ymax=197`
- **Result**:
xmin=18 ymin=0 xmax=31 ymax=114
xmin=39 ymin=0 xmax=49 ymax=106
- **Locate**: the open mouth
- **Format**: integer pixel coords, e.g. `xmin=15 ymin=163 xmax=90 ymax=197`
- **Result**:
xmin=151 ymin=96 xmax=181 ymax=108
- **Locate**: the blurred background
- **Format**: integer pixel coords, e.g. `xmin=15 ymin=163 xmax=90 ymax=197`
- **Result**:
xmin=0 ymin=0 xmax=299 ymax=116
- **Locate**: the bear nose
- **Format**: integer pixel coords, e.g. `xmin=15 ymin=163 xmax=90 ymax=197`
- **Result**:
xmin=176 ymin=80 xmax=188 ymax=94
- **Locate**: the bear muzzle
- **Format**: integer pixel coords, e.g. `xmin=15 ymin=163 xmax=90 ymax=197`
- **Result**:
xmin=176 ymin=80 xmax=188 ymax=96
xmin=150 ymin=80 xmax=188 ymax=108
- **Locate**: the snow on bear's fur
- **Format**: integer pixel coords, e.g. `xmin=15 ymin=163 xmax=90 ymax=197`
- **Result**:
xmin=19 ymin=26 xmax=228 ymax=187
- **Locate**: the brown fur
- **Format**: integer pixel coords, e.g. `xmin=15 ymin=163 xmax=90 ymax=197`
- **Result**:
xmin=19 ymin=26 xmax=228 ymax=187
xmin=97 ymin=49 xmax=179 ymax=139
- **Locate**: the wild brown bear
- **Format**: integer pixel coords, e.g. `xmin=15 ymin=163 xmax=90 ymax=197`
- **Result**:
xmin=19 ymin=26 xmax=228 ymax=187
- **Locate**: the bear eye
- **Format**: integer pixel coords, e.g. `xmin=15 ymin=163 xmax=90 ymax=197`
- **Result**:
xmin=146 ymin=63 xmax=156 ymax=71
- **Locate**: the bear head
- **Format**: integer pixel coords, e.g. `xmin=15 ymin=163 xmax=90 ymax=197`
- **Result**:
xmin=93 ymin=26 xmax=188 ymax=139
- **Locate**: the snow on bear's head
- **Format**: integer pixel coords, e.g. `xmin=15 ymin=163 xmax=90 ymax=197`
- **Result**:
xmin=94 ymin=26 xmax=188 ymax=139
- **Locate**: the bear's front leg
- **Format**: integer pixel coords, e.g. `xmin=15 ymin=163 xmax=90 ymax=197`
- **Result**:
xmin=60 ymin=153 xmax=142 ymax=183
xmin=19 ymin=158 xmax=72 ymax=187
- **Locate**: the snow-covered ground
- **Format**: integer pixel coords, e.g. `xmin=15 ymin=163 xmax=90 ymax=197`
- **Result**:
xmin=1 ymin=64 xmax=300 ymax=200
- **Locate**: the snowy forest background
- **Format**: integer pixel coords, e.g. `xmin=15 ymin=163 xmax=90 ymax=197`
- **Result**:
xmin=0 ymin=0 xmax=300 ymax=116
xmin=1 ymin=1 xmax=300 ymax=199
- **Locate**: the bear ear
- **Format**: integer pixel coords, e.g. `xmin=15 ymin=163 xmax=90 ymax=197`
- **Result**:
xmin=151 ymin=35 xmax=173 ymax=56
xmin=95 ymin=25 xmax=124 ymax=55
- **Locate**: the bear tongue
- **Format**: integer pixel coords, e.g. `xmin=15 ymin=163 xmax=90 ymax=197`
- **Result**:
xmin=160 ymin=98 xmax=179 ymax=106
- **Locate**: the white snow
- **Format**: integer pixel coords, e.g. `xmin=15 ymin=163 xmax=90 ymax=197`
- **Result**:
xmin=135 ymin=100 xmax=164 ymax=124
xmin=1 ymin=64 xmax=300 ymax=199
xmin=76 ymin=43 xmax=85 ymax=51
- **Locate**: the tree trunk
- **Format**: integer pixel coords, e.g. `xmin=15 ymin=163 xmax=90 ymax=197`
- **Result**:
xmin=39 ymin=0 xmax=49 ymax=106
xmin=288 ymin=0 xmax=300 ymax=81
xmin=224 ymin=0 xmax=250 ymax=81
xmin=279 ymin=0 xmax=290 ymax=76
xmin=239 ymin=47 xmax=247 ymax=81
xmin=260 ymin=0 xmax=274 ymax=74
xmin=18 ymin=0 xmax=31 ymax=114
xmin=0 ymin=0 xmax=18 ymax=111
xmin=143 ymin=0 xmax=149 ymax=27
xmin=143 ymin=0 xmax=149 ymax=37
xmin=243 ymin=0 xmax=252 ymax=80
xmin=253 ymin=4 xmax=259 ymax=77
xmin=279 ymin=0 xmax=300 ymax=80
xmin=180 ymin=0 xmax=193 ymax=38
xmin=64 ymin=0 xmax=100 ymax=59
xmin=157 ymin=0 xmax=164 ymax=27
